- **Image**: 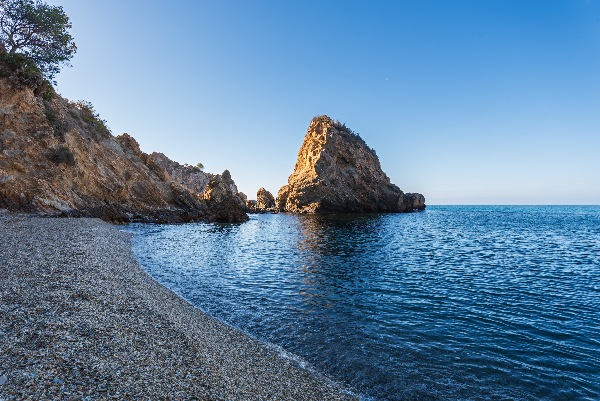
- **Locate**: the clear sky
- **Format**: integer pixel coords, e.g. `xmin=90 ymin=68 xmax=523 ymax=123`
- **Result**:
xmin=46 ymin=0 xmax=600 ymax=204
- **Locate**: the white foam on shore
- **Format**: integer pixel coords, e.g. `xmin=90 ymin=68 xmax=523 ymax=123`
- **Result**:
xmin=268 ymin=342 xmax=369 ymax=400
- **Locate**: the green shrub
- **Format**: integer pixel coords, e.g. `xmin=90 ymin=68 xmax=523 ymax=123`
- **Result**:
xmin=72 ymin=100 xmax=111 ymax=137
xmin=0 ymin=52 xmax=43 ymax=86
xmin=312 ymin=115 xmax=376 ymax=155
xmin=183 ymin=162 xmax=205 ymax=173
xmin=0 ymin=52 xmax=55 ymax=99
xmin=41 ymin=83 xmax=56 ymax=101
xmin=0 ymin=52 xmax=39 ymax=77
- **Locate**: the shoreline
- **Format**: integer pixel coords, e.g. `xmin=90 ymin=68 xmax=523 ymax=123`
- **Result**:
xmin=0 ymin=212 xmax=357 ymax=400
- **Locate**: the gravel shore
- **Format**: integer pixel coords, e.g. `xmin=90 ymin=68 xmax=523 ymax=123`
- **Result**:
xmin=0 ymin=213 xmax=357 ymax=400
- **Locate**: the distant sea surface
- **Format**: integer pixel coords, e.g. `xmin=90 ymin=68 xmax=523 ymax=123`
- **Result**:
xmin=127 ymin=206 xmax=600 ymax=400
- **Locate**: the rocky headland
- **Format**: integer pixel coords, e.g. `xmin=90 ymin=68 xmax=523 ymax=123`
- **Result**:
xmin=0 ymin=59 xmax=247 ymax=223
xmin=276 ymin=116 xmax=425 ymax=214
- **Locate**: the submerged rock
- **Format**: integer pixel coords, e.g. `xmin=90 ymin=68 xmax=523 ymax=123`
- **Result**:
xmin=276 ymin=115 xmax=425 ymax=214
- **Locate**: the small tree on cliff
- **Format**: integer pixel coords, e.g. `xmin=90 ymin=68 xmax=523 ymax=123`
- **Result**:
xmin=0 ymin=0 xmax=76 ymax=81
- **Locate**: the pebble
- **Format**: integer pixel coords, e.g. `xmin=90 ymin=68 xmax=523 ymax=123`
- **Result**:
xmin=0 ymin=214 xmax=357 ymax=400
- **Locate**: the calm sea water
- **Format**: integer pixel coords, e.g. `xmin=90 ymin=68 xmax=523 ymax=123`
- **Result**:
xmin=127 ymin=206 xmax=600 ymax=400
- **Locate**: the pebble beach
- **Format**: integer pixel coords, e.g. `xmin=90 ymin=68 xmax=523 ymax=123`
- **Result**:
xmin=0 ymin=213 xmax=357 ymax=400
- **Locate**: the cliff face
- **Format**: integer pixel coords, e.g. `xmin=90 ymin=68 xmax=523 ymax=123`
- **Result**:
xmin=276 ymin=116 xmax=425 ymax=214
xmin=145 ymin=151 xmax=212 ymax=195
xmin=0 ymin=64 xmax=247 ymax=223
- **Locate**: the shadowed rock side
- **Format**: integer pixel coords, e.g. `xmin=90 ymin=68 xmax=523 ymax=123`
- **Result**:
xmin=247 ymin=187 xmax=277 ymax=213
xmin=256 ymin=187 xmax=276 ymax=210
xmin=203 ymin=170 xmax=249 ymax=222
xmin=276 ymin=116 xmax=425 ymax=214
xmin=0 ymin=61 xmax=247 ymax=223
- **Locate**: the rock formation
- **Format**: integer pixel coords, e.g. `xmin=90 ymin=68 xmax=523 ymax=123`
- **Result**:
xmin=256 ymin=187 xmax=276 ymax=211
xmin=0 ymin=59 xmax=247 ymax=223
xmin=245 ymin=188 xmax=277 ymax=213
xmin=145 ymin=151 xmax=212 ymax=195
xmin=237 ymin=192 xmax=248 ymax=204
xmin=276 ymin=115 xmax=425 ymax=214
xmin=203 ymin=170 xmax=249 ymax=222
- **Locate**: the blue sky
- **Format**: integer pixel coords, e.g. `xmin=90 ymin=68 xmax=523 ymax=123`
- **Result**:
xmin=47 ymin=0 xmax=600 ymax=204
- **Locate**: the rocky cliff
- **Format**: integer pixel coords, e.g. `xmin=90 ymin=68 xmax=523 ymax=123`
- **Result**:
xmin=0 ymin=60 xmax=247 ymax=223
xmin=145 ymin=151 xmax=212 ymax=195
xmin=276 ymin=115 xmax=425 ymax=214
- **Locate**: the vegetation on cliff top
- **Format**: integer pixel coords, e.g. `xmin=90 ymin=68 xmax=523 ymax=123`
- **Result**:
xmin=0 ymin=1 xmax=112 ymax=139
xmin=72 ymin=100 xmax=112 ymax=137
xmin=0 ymin=0 xmax=76 ymax=82
xmin=311 ymin=115 xmax=376 ymax=155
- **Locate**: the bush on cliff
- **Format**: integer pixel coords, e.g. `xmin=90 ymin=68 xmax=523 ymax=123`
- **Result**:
xmin=72 ymin=100 xmax=111 ymax=138
xmin=0 ymin=52 xmax=55 ymax=100
xmin=312 ymin=115 xmax=376 ymax=155
xmin=0 ymin=52 xmax=38 ymax=78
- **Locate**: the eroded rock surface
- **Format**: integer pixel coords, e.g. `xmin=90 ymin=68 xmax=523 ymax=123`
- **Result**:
xmin=254 ymin=187 xmax=276 ymax=212
xmin=0 ymin=61 xmax=247 ymax=223
xmin=276 ymin=115 xmax=425 ymax=214
xmin=145 ymin=152 xmax=212 ymax=195
xmin=246 ymin=188 xmax=277 ymax=213
xmin=203 ymin=170 xmax=249 ymax=222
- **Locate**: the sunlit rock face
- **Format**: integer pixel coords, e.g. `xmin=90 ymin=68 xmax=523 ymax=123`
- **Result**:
xmin=0 ymin=61 xmax=247 ymax=223
xmin=145 ymin=152 xmax=212 ymax=195
xmin=276 ymin=115 xmax=425 ymax=214
xmin=244 ymin=188 xmax=276 ymax=213
xmin=256 ymin=187 xmax=276 ymax=211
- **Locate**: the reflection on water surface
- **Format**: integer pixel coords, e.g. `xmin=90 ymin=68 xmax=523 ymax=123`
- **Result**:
xmin=128 ymin=206 xmax=600 ymax=401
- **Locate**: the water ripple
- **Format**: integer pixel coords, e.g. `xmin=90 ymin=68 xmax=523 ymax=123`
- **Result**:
xmin=128 ymin=206 xmax=600 ymax=401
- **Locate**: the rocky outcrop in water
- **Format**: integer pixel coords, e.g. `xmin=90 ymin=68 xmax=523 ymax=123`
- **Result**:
xmin=256 ymin=187 xmax=276 ymax=211
xmin=276 ymin=115 xmax=425 ymax=214
xmin=0 ymin=59 xmax=247 ymax=223
xmin=245 ymin=188 xmax=277 ymax=213
xmin=202 ymin=170 xmax=248 ymax=222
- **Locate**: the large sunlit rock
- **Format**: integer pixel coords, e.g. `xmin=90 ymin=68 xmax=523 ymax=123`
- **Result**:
xmin=276 ymin=115 xmax=425 ymax=214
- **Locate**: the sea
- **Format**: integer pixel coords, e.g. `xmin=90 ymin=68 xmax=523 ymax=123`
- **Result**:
xmin=126 ymin=206 xmax=600 ymax=401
